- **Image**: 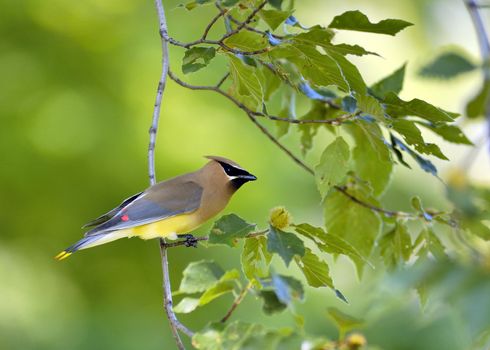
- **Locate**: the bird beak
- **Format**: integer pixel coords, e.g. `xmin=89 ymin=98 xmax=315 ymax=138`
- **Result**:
xmin=240 ymin=173 xmax=257 ymax=181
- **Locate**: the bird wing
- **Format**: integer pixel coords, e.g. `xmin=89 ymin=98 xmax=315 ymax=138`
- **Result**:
xmin=84 ymin=180 xmax=203 ymax=236
xmin=82 ymin=192 xmax=144 ymax=228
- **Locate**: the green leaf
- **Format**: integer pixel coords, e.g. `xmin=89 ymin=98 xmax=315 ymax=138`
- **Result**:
xmin=183 ymin=0 xmax=213 ymax=11
xmin=297 ymin=101 xmax=344 ymax=154
xmin=241 ymin=236 xmax=272 ymax=281
xmin=192 ymin=321 xmax=265 ymax=350
xmin=328 ymin=43 xmax=379 ymax=57
xmin=416 ymin=121 xmax=472 ymax=145
xmin=227 ymin=54 xmax=264 ymax=109
xmin=414 ymin=227 xmax=446 ymax=260
xmin=267 ymin=226 xmax=305 ymax=266
xmin=391 ymin=119 xmax=448 ymax=160
xmin=466 ymin=81 xmax=490 ymax=119
xmin=419 ymin=51 xmax=476 ymax=79
xmin=370 ymin=63 xmax=406 ymax=98
xmin=258 ymin=274 xmax=304 ymax=315
xmin=268 ymin=0 xmax=283 ymax=10
xmin=327 ymin=307 xmax=364 ymax=338
xmin=221 ymin=0 xmax=239 ymax=6
xmin=182 ymin=47 xmax=216 ymax=74
xmin=240 ymin=328 xmax=298 ymax=350
xmin=411 ymin=196 xmax=423 ymax=212
xmin=315 ymin=136 xmax=350 ymax=198
xmin=379 ymin=221 xmax=412 ymax=268
xmin=259 ymin=9 xmax=292 ymax=30
xmin=178 ymin=260 xmax=224 ymax=294
xmin=324 ymin=185 xmax=381 ymax=276
xmin=223 ymin=31 xmax=268 ymax=52
xmin=356 ymin=94 xmax=385 ymax=121
xmin=295 ymin=248 xmax=334 ymax=288
xmin=174 ymin=297 xmax=200 ymax=314
xmin=258 ymin=290 xmax=288 ymax=315
xmin=384 ymin=92 xmax=456 ymax=122
xmin=272 ymin=41 xmax=366 ymax=93
xmin=329 ymin=10 xmax=413 ymax=36
xmin=390 ymin=134 xmax=439 ymax=176
xmin=208 ymin=214 xmax=256 ymax=247
xmin=199 ymin=269 xmax=240 ymax=306
xmin=261 ymin=65 xmax=282 ymax=101
xmin=292 ymin=26 xmax=335 ymax=46
xmin=269 ymin=274 xmax=304 ymax=304
xmin=294 ymin=223 xmax=372 ymax=268
xmin=175 ymin=269 xmax=240 ymax=314
xmin=346 ymin=122 xmax=393 ymax=196
xmin=276 ymin=88 xmax=295 ymax=138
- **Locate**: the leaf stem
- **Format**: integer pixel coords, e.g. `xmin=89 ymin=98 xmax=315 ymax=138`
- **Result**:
xmin=220 ymin=282 xmax=253 ymax=323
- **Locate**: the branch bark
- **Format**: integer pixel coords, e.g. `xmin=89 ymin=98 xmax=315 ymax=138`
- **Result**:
xmin=151 ymin=1 xmax=193 ymax=349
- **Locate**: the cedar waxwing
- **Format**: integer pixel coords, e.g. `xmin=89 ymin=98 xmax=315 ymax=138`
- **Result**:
xmin=55 ymin=156 xmax=256 ymax=260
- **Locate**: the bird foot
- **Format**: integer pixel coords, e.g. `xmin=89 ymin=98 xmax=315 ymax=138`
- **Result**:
xmin=178 ymin=234 xmax=199 ymax=248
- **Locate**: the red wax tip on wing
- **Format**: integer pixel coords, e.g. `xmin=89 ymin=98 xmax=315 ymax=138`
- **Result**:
xmin=121 ymin=215 xmax=129 ymax=222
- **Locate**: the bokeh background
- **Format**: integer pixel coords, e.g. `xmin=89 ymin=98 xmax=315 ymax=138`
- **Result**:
xmin=1 ymin=0 xmax=489 ymax=349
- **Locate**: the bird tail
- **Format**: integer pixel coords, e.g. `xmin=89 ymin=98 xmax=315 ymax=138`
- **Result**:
xmin=54 ymin=232 xmax=124 ymax=261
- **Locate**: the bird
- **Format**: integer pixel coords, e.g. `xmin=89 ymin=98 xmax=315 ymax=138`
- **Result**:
xmin=55 ymin=156 xmax=256 ymax=260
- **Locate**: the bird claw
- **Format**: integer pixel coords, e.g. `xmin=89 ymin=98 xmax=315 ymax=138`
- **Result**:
xmin=178 ymin=234 xmax=199 ymax=248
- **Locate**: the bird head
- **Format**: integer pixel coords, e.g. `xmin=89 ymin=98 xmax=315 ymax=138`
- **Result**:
xmin=205 ymin=156 xmax=257 ymax=190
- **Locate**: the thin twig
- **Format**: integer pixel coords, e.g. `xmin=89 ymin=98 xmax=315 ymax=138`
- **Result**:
xmin=167 ymin=36 xmax=270 ymax=56
xmin=152 ymin=1 xmax=193 ymax=348
xmin=221 ymin=282 xmax=252 ymax=323
xmin=167 ymin=69 xmax=419 ymax=219
xmin=216 ymin=2 xmax=284 ymax=39
xmin=253 ymin=111 xmax=359 ymax=124
xmin=216 ymin=72 xmax=230 ymax=88
xmin=247 ymin=113 xmax=314 ymax=173
xmin=202 ymin=6 xmax=227 ymax=40
xmin=221 ymin=1 xmax=268 ymax=41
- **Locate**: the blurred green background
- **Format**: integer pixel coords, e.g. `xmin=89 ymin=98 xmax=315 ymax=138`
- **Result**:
xmin=1 ymin=0 xmax=489 ymax=349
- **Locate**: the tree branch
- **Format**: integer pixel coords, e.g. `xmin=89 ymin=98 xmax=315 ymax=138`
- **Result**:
xmin=167 ymin=70 xmax=354 ymax=125
xmin=466 ymin=0 xmax=490 ymax=62
xmin=164 ymin=1 xmax=271 ymax=56
xmin=465 ymin=0 xmax=490 ymax=143
xmin=167 ymin=69 xmax=420 ymax=219
xmin=162 ymin=230 xmax=268 ymax=248
xmin=151 ymin=1 xmax=193 ymax=348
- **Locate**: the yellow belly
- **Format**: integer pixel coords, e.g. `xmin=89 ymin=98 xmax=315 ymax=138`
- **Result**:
xmin=119 ymin=212 xmax=201 ymax=240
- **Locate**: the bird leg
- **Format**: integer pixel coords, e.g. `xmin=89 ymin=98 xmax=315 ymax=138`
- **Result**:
xmin=177 ymin=234 xmax=199 ymax=248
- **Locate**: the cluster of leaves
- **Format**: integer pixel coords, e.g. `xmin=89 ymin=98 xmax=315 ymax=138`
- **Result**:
xmin=174 ymin=211 xmax=369 ymax=349
xmin=174 ymin=211 xmax=351 ymax=313
xmin=168 ymin=0 xmax=490 ymax=348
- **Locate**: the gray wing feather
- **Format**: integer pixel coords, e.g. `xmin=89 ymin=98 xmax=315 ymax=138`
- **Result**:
xmin=85 ymin=180 xmax=203 ymax=236
xmin=82 ymin=192 xmax=144 ymax=228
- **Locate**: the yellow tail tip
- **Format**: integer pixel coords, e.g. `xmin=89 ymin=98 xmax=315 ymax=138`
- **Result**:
xmin=54 ymin=251 xmax=72 ymax=261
